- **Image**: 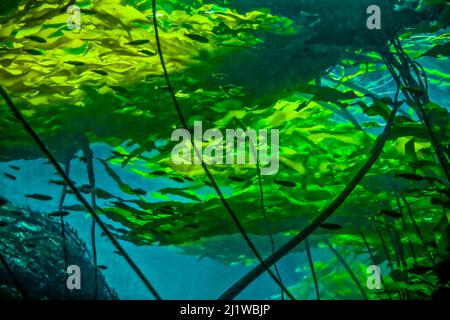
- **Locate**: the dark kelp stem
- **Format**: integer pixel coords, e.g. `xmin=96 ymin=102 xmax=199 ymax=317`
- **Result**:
xmin=389 ymin=223 xmax=407 ymax=303
xmin=398 ymin=192 xmax=435 ymax=265
xmin=257 ymin=152 xmax=286 ymax=300
xmin=0 ymin=252 xmax=28 ymax=299
xmin=385 ymin=222 xmax=408 ymax=300
xmin=391 ymin=225 xmax=408 ymax=269
xmin=373 ymin=218 xmax=404 ymax=299
xmin=305 ymin=238 xmax=320 ymax=300
xmin=151 ymin=0 xmax=295 ymax=300
xmin=58 ymin=158 xmax=71 ymax=271
xmin=78 ymin=134 xmax=99 ymax=300
xmin=393 ymin=191 xmax=418 ymax=266
xmin=0 ymin=86 xmax=162 ymax=300
xmin=386 ymin=223 xmax=403 ymax=268
xmin=218 ymin=76 xmax=401 ymax=300
xmin=373 ymin=220 xmax=394 ymax=271
xmin=241 ymin=119 xmax=286 ymax=300
xmin=359 ymin=228 xmax=392 ymax=300
xmin=386 ymin=38 xmax=449 ymax=182
xmin=325 ymin=241 xmax=368 ymax=300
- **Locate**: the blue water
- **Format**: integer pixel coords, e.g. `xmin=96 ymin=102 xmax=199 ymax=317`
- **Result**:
xmin=0 ymin=143 xmax=316 ymax=299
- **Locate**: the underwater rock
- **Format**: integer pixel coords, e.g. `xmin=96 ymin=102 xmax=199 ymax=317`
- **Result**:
xmin=0 ymin=199 xmax=117 ymax=300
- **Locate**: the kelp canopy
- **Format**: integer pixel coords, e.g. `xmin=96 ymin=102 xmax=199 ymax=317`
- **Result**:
xmin=0 ymin=0 xmax=449 ymax=299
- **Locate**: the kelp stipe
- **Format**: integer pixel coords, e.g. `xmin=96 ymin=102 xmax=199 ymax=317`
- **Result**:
xmin=304 ymin=238 xmax=320 ymax=300
xmin=326 ymin=240 xmax=368 ymax=300
xmin=219 ymin=70 xmax=403 ymax=300
xmin=57 ymin=158 xmax=71 ymax=272
xmin=77 ymin=134 xmax=100 ymax=299
xmin=0 ymin=86 xmax=162 ymax=300
xmin=151 ymin=0 xmax=296 ymax=300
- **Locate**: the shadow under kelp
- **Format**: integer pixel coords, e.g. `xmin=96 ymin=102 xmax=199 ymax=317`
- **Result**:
xmin=191 ymin=0 xmax=435 ymax=107
xmin=0 ymin=198 xmax=117 ymax=300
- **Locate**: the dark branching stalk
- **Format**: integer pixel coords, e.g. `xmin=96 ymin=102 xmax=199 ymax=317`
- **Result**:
xmin=78 ymin=134 xmax=99 ymax=299
xmin=393 ymin=191 xmax=418 ymax=266
xmin=392 ymin=226 xmax=408 ymax=268
xmin=219 ymin=80 xmax=402 ymax=300
xmin=387 ymin=228 xmax=401 ymax=268
xmin=373 ymin=218 xmax=405 ymax=299
xmin=373 ymin=220 xmax=394 ymax=271
xmin=58 ymin=158 xmax=71 ymax=271
xmin=0 ymin=252 xmax=28 ymax=299
xmin=386 ymin=223 xmax=403 ymax=268
xmin=387 ymin=225 xmax=408 ymax=300
xmin=256 ymin=152 xmax=286 ymax=300
xmin=325 ymin=241 xmax=368 ymax=300
xmin=240 ymin=119 xmax=286 ymax=300
xmin=0 ymin=86 xmax=162 ymax=300
xmin=385 ymin=38 xmax=449 ymax=182
xmin=305 ymin=238 xmax=320 ymax=300
xmin=151 ymin=0 xmax=295 ymax=300
xmin=390 ymin=226 xmax=408 ymax=300
xmin=398 ymin=192 xmax=435 ymax=265
xmin=359 ymin=227 xmax=392 ymax=300
xmin=385 ymin=221 xmax=407 ymax=300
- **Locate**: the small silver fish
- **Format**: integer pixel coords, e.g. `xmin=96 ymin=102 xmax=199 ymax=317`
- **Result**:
xmin=212 ymin=73 xmax=229 ymax=80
